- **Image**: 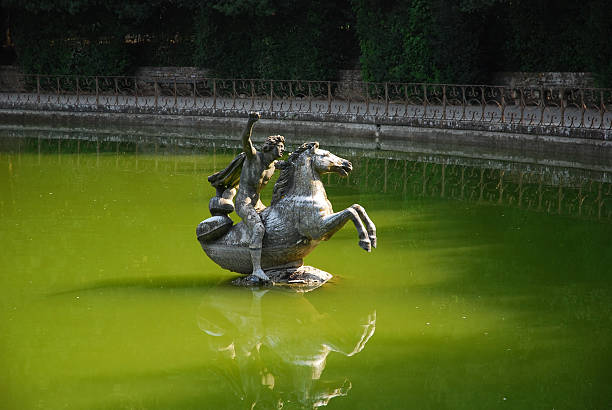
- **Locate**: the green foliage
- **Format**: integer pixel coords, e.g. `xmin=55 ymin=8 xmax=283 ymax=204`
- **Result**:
xmin=132 ymin=35 xmax=195 ymax=67
xmin=4 ymin=0 xmax=196 ymax=75
xmin=352 ymin=0 xmax=612 ymax=86
xmin=13 ymin=35 xmax=132 ymax=76
xmin=128 ymin=2 xmax=197 ymax=67
xmin=353 ymin=0 xmax=432 ymax=82
xmin=352 ymin=0 xmax=484 ymax=84
xmin=207 ymin=0 xmax=277 ymax=17
xmin=481 ymin=0 xmax=612 ymax=87
xmin=584 ymin=0 xmax=612 ymax=87
xmin=193 ymin=0 xmax=358 ymax=80
xmin=7 ymin=1 xmax=134 ymax=75
xmin=428 ymin=0 xmax=485 ymax=84
xmin=2 ymin=0 xmax=611 ymax=85
xmin=498 ymin=0 xmax=588 ymax=72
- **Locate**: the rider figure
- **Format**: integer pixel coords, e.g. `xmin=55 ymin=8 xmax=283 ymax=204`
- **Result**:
xmin=235 ymin=112 xmax=285 ymax=281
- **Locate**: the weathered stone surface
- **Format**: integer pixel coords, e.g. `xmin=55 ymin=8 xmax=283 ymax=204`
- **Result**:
xmin=491 ymin=71 xmax=595 ymax=88
xmin=197 ymin=140 xmax=376 ymax=280
xmin=1 ymin=93 xmax=610 ymax=142
xmin=231 ymin=265 xmax=332 ymax=291
xmin=196 ymin=215 xmax=233 ymax=242
xmin=197 ymin=116 xmax=376 ymax=287
xmin=208 ymin=196 xmax=234 ymax=215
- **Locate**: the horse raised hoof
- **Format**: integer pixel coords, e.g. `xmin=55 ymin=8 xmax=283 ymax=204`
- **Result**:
xmin=370 ymin=235 xmax=377 ymax=248
xmin=359 ymin=239 xmax=372 ymax=252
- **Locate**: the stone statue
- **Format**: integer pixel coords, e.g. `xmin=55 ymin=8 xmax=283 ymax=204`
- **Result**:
xmin=197 ymin=114 xmax=376 ymax=285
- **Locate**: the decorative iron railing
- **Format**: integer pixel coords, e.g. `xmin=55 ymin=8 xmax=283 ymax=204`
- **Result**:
xmin=1 ymin=74 xmax=611 ymax=134
xmin=348 ymin=158 xmax=611 ymax=222
xmin=1 ymin=131 xmax=610 ymax=221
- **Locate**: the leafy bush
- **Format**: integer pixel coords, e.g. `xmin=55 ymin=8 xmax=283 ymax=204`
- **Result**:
xmin=8 ymin=3 xmax=133 ymax=75
xmin=2 ymin=0 xmax=611 ymax=86
xmin=352 ymin=0 xmax=484 ymax=84
xmin=193 ymin=0 xmax=358 ymax=80
xmin=352 ymin=0 xmax=611 ymax=86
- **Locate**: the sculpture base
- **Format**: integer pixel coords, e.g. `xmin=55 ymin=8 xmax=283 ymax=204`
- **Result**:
xmin=232 ymin=265 xmax=332 ymax=292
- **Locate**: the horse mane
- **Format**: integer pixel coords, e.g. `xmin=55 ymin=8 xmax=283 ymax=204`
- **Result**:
xmin=271 ymin=142 xmax=318 ymax=205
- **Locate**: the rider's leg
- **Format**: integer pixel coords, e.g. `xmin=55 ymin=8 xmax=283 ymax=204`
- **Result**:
xmin=249 ymin=223 xmax=268 ymax=281
xmin=243 ymin=207 xmax=269 ymax=281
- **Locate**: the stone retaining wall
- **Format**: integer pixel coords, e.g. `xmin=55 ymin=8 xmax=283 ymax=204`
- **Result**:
xmin=490 ymin=72 xmax=596 ymax=88
xmin=134 ymin=66 xmax=210 ymax=82
xmin=336 ymin=69 xmax=364 ymax=99
xmin=0 ymin=65 xmax=598 ymax=88
xmin=0 ymin=65 xmax=23 ymax=91
xmin=1 ymin=110 xmax=611 ymax=171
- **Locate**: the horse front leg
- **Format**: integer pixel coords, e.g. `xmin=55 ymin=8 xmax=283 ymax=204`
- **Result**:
xmin=318 ymin=208 xmax=372 ymax=252
xmin=350 ymin=204 xmax=377 ymax=248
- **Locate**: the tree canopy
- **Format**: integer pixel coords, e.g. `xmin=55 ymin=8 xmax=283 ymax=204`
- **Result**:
xmin=1 ymin=0 xmax=610 ymax=86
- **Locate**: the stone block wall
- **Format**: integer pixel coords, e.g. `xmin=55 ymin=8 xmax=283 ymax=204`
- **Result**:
xmin=0 ymin=66 xmax=602 ymax=96
xmin=491 ymin=72 xmax=596 ymax=89
xmin=338 ymin=69 xmax=363 ymax=83
xmin=0 ymin=65 xmax=24 ymax=91
xmin=133 ymin=66 xmax=212 ymax=94
xmin=134 ymin=66 xmax=210 ymax=82
xmin=336 ymin=69 xmax=365 ymax=100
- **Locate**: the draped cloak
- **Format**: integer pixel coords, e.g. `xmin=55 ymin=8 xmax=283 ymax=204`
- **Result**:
xmin=207 ymin=152 xmax=246 ymax=195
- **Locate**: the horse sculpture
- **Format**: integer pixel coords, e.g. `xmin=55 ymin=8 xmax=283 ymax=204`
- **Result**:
xmin=196 ymin=141 xmax=376 ymax=284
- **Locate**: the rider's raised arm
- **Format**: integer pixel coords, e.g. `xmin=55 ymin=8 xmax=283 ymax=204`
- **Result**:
xmin=242 ymin=112 xmax=259 ymax=158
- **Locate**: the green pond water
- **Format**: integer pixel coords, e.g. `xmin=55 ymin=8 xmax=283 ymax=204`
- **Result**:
xmin=1 ymin=135 xmax=612 ymax=409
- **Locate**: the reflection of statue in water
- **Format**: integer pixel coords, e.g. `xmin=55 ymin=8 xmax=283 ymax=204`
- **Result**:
xmin=197 ymin=114 xmax=377 ymax=286
xmin=197 ymin=288 xmax=376 ymax=409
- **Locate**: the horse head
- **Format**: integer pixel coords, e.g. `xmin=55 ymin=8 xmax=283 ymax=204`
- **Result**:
xmin=309 ymin=142 xmax=353 ymax=177
xmin=271 ymin=142 xmax=352 ymax=204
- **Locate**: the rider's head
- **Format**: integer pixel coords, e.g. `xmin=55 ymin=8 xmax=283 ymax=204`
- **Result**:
xmin=262 ymin=135 xmax=285 ymax=159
